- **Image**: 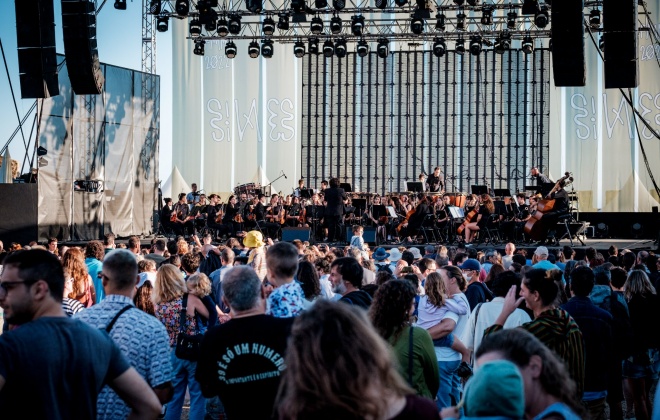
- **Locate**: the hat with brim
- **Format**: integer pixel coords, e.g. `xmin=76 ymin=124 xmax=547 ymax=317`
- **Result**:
xmin=407 ymin=247 xmax=423 ymax=260
xmin=244 ymin=230 xmax=265 ymax=248
xmin=389 ymin=248 xmax=402 ymax=262
xmin=372 ymin=247 xmax=390 ymax=261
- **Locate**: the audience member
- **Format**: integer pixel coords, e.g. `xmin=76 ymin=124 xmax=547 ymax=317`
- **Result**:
xmin=265 ymin=242 xmax=305 ymax=318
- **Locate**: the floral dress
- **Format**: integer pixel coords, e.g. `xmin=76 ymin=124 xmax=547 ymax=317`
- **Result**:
xmin=154 ymin=295 xmax=200 ymax=347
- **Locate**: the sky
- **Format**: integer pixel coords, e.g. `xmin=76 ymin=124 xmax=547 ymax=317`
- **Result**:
xmin=0 ymin=1 xmax=173 ymax=180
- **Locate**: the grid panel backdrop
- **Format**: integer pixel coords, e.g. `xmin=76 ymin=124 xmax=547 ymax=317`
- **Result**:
xmin=301 ymin=48 xmax=551 ymax=195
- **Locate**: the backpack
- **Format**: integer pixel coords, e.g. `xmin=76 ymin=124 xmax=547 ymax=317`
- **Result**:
xmin=376 ymin=264 xmax=393 ymax=275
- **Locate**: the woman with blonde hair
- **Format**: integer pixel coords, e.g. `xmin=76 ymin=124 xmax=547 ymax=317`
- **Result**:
xmin=153 ymin=264 xmax=210 ymax=420
xmin=276 ymin=300 xmax=438 ymax=419
xmin=186 ymin=272 xmax=220 ymax=329
xmin=62 ymin=247 xmax=96 ymax=307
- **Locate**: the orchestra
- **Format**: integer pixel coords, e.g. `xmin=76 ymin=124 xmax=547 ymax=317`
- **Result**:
xmin=161 ymin=169 xmax=573 ymax=245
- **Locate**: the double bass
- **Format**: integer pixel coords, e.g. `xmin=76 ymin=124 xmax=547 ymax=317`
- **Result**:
xmin=524 ymin=172 xmax=573 ymax=241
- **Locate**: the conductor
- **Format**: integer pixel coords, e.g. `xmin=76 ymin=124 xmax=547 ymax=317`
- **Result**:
xmin=324 ymin=177 xmax=347 ymax=242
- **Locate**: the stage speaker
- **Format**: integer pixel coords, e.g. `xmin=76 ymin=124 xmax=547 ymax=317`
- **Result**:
xmin=345 ymin=226 xmax=377 ymax=244
xmin=15 ymin=0 xmax=59 ymax=98
xmin=282 ymin=227 xmax=311 ymax=242
xmin=61 ymin=0 xmax=105 ymax=95
xmin=603 ymin=0 xmax=638 ymax=89
xmin=551 ymin=0 xmax=586 ymax=87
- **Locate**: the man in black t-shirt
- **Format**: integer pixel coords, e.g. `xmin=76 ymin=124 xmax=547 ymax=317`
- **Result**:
xmin=426 ymin=167 xmax=445 ymax=193
xmin=0 ymin=249 xmax=161 ymax=419
xmin=329 ymin=257 xmax=372 ymax=310
xmin=197 ymin=266 xmax=294 ymax=420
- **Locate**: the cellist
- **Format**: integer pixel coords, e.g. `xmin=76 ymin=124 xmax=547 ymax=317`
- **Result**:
xmin=463 ymin=194 xmax=495 ymax=244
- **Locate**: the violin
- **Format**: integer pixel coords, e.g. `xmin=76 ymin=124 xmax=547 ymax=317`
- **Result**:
xmin=215 ymin=202 xmax=225 ymax=224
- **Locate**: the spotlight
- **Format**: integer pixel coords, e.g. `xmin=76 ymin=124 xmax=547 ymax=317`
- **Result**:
xmin=262 ymin=39 xmax=274 ymax=58
xmin=351 ymin=15 xmax=365 ymax=36
xmin=375 ymin=0 xmax=387 ymax=9
xmin=228 ymin=14 xmax=241 ymax=34
xmin=277 ymin=14 xmax=290 ymax=31
xmin=249 ymin=41 xmax=260 ymax=58
xmin=225 ymin=41 xmax=237 ymax=58
xmin=292 ymin=0 xmax=306 ymax=12
xmin=157 ymin=17 xmax=169 ymax=32
xmin=194 ymin=40 xmax=205 ymax=56
xmin=455 ymin=38 xmax=465 ymax=55
xmin=596 ymin=223 xmax=609 ymax=238
xmin=456 ymin=13 xmax=466 ymax=30
xmin=521 ymin=0 xmax=539 ymax=15
xmin=356 ymin=40 xmax=369 ymax=57
xmin=175 ymin=0 xmax=189 ymax=15
xmin=466 ymin=0 xmax=478 ymax=5
xmin=394 ymin=0 xmax=407 ymax=5
xmin=294 ymin=41 xmax=306 ymax=57
xmin=494 ymin=32 xmax=511 ymax=54
xmin=204 ymin=14 xmax=218 ymax=33
xmin=432 ymin=38 xmax=446 ymax=57
xmin=263 ymin=16 xmax=276 ymax=35
xmin=453 ymin=0 xmax=464 ymax=5
xmin=589 ymin=9 xmax=601 ymax=29
xmin=335 ymin=38 xmax=347 ymax=58
xmin=189 ymin=19 xmax=202 ymax=38
xmin=599 ymin=36 xmax=605 ymax=51
xmin=311 ymin=16 xmax=324 ymax=35
xmin=631 ymin=222 xmax=643 ymax=238
xmin=333 ymin=0 xmax=345 ymax=10
xmin=521 ymin=36 xmax=534 ymax=54
xmin=435 ymin=13 xmax=445 ymax=31
xmin=377 ymin=38 xmax=389 ymax=58
xmin=481 ymin=7 xmax=493 ymax=25
xmin=114 ymin=0 xmax=127 ymax=10
xmin=411 ymin=16 xmax=424 ymax=35
xmin=535 ymin=5 xmax=549 ymax=28
xmin=246 ymin=0 xmax=262 ymax=13
xmin=37 ymin=146 xmax=48 ymax=156
xmin=469 ymin=36 xmax=482 ymax=55
xmin=507 ymin=11 xmax=517 ymax=30
xmin=309 ymin=38 xmax=319 ymax=54
xmin=330 ymin=16 xmax=342 ymax=34
xmin=149 ymin=0 xmax=161 ymax=14
xmin=217 ymin=17 xmax=229 ymax=37
xmin=316 ymin=0 xmax=328 ymax=8
xmin=323 ymin=39 xmax=334 ymax=57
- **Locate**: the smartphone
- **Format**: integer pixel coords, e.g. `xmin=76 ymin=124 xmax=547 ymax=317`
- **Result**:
xmin=401 ymin=266 xmax=413 ymax=274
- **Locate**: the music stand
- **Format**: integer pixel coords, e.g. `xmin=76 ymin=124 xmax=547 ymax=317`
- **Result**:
xmin=300 ymin=189 xmax=312 ymax=199
xmin=448 ymin=206 xmax=465 ymax=219
xmin=407 ymin=182 xmax=424 ymax=192
xmin=339 ymin=183 xmax=353 ymax=192
xmin=493 ymin=189 xmax=511 ymax=197
xmin=471 ymin=185 xmax=488 ymax=195
xmin=371 ymin=205 xmax=386 ymax=219
xmin=541 ymin=182 xmax=555 ymax=197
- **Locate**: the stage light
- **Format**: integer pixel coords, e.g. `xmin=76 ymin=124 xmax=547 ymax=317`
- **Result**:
xmin=204 ymin=14 xmax=218 ymax=33
xmin=277 ymin=14 xmax=290 ymax=31
xmin=521 ymin=0 xmax=539 ymax=15
xmin=114 ymin=0 xmax=127 ymax=10
xmin=596 ymin=223 xmax=609 ymax=238
xmin=351 ymin=15 xmax=365 ymax=36
xmin=494 ymin=32 xmax=511 ymax=54
xmin=455 ymin=38 xmax=465 ymax=55
xmin=453 ymin=0 xmax=464 ymax=5
xmin=507 ymin=11 xmax=517 ymax=30
xmin=246 ymin=0 xmax=262 ymax=12
xmin=316 ymin=0 xmax=328 ymax=8
xmin=292 ymin=0 xmax=306 ymax=12
xmin=157 ymin=17 xmax=169 ymax=32
xmin=432 ymin=38 xmax=446 ymax=57
xmin=197 ymin=0 xmax=212 ymax=14
xmin=356 ymin=40 xmax=369 ymax=57
xmin=294 ymin=41 xmax=306 ymax=57
xmin=435 ymin=13 xmax=445 ymax=31
xmin=535 ymin=6 xmax=549 ymax=28
xmin=309 ymin=37 xmax=319 ymax=54
xmin=249 ymin=41 xmax=260 ymax=58
xmin=149 ymin=0 xmax=161 ymax=14
xmin=323 ymin=39 xmax=334 ymax=57
xmin=330 ymin=15 xmax=342 ymax=34
xmin=333 ymin=0 xmax=345 ymax=10
xmin=481 ymin=7 xmax=492 ymax=25
xmin=377 ymin=38 xmax=389 ymax=58
xmin=411 ymin=17 xmax=424 ymax=35
xmin=394 ymin=0 xmax=407 ymax=5
xmin=189 ymin=19 xmax=202 ymax=38
xmin=589 ymin=9 xmax=601 ymax=29
xmin=375 ymin=0 xmax=387 ymax=10
xmin=175 ymin=0 xmax=189 ymax=15
xmin=521 ymin=36 xmax=534 ymax=54
xmin=262 ymin=39 xmax=274 ymax=58
xmin=456 ymin=13 xmax=466 ymax=30
xmin=225 ymin=41 xmax=237 ymax=58
xmin=335 ymin=38 xmax=347 ymax=58
xmin=631 ymin=223 xmax=643 ymax=238
xmin=37 ymin=146 xmax=48 ymax=156
xmin=228 ymin=14 xmax=241 ymax=34
xmin=599 ymin=36 xmax=605 ymax=51
xmin=311 ymin=17 xmax=324 ymax=35
xmin=469 ymin=35 xmax=482 ymax=55
xmin=217 ymin=17 xmax=229 ymax=37
xmin=194 ymin=40 xmax=205 ymax=56
xmin=466 ymin=0 xmax=478 ymax=6
xmin=263 ymin=16 xmax=275 ymax=35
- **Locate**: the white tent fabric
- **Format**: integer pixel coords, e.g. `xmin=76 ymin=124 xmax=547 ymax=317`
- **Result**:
xmin=161 ymin=165 xmax=191 ymax=200
xmin=0 ymin=149 xmax=12 ymax=183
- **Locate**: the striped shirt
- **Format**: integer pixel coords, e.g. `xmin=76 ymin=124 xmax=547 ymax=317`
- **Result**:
xmin=485 ymin=308 xmax=585 ymax=397
xmin=62 ymin=298 xmax=85 ymax=317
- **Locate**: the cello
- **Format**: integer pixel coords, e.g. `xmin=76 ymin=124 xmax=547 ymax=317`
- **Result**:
xmin=457 ymin=208 xmax=478 ymax=236
xmin=523 ymin=172 xmax=573 ymax=241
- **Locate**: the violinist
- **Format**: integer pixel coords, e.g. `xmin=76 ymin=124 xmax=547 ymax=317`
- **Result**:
xmin=434 ymin=196 xmax=450 ymax=232
xmin=190 ymin=194 xmax=209 ymax=231
xmin=500 ymin=194 xmax=531 ymax=241
xmin=222 ymin=195 xmax=241 ymax=236
xmin=364 ymin=195 xmax=387 ymax=244
xmin=256 ymin=194 xmax=280 ymax=239
xmin=172 ymin=193 xmax=195 ymax=236
xmin=243 ymin=196 xmax=259 ymax=230
xmin=160 ymin=197 xmax=175 ymax=233
xmin=463 ymin=194 xmax=494 ymax=244
xmin=399 ymin=195 xmax=430 ymax=243
xmin=207 ymin=194 xmax=230 ymax=237
xmin=286 ymin=196 xmax=305 ymax=227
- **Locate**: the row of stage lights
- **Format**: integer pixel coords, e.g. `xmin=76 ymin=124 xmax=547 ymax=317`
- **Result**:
xmin=192 ymin=33 xmax=535 ymax=57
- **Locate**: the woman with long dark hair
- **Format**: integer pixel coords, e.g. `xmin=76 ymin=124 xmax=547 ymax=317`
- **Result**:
xmin=369 ymin=280 xmax=439 ymax=399
xmin=297 ymin=260 xmax=322 ymax=308
xmin=464 ymin=194 xmax=494 ymax=244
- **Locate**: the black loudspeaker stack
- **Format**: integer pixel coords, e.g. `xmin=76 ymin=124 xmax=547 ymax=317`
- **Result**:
xmin=282 ymin=227 xmax=311 ymax=242
xmin=603 ymin=0 xmax=638 ymax=89
xmin=551 ymin=0 xmax=586 ymax=87
xmin=61 ymin=0 xmax=104 ymax=95
xmin=15 ymin=0 xmax=59 ymax=98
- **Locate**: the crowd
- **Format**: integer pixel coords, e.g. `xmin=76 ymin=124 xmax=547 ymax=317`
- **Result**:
xmin=0 ymin=233 xmax=659 ymax=420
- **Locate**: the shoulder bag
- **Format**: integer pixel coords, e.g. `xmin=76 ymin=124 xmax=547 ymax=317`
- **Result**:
xmin=175 ymin=294 xmax=204 ymax=361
